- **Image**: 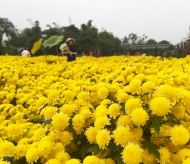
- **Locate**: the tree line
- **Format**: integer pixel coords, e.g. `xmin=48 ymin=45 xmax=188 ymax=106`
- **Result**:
xmin=0 ymin=17 xmax=170 ymax=56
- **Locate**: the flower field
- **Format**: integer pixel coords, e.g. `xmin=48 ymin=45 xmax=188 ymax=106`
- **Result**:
xmin=1 ymin=55 xmax=190 ymax=164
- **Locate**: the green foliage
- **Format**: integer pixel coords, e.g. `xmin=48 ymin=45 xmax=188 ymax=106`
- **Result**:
xmin=42 ymin=35 xmax=64 ymax=48
xmin=150 ymin=115 xmax=162 ymax=133
xmin=146 ymin=39 xmax=157 ymax=45
xmin=142 ymin=140 xmax=160 ymax=159
xmin=31 ymin=38 xmax=43 ymax=54
xmin=87 ymin=145 xmax=101 ymax=154
xmin=166 ymin=113 xmax=180 ymax=125
xmin=159 ymin=40 xmax=170 ymax=44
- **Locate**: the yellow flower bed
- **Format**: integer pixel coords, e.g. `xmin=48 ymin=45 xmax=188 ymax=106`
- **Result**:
xmin=0 ymin=55 xmax=190 ymax=164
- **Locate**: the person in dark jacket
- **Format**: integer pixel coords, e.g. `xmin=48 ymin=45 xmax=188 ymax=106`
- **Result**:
xmin=61 ymin=38 xmax=77 ymax=62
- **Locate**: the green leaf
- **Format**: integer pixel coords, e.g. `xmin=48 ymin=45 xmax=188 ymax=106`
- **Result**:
xmin=150 ymin=115 xmax=162 ymax=133
xmin=142 ymin=103 xmax=149 ymax=110
xmin=42 ymin=35 xmax=64 ymax=48
xmin=133 ymin=93 xmax=139 ymax=97
xmin=166 ymin=113 xmax=180 ymax=125
xmin=87 ymin=145 xmax=100 ymax=154
xmin=142 ymin=140 xmax=160 ymax=159
xmin=90 ymin=78 xmax=96 ymax=83
xmin=114 ymin=155 xmax=123 ymax=164
xmin=79 ymin=143 xmax=89 ymax=159
xmin=31 ymin=38 xmax=43 ymax=54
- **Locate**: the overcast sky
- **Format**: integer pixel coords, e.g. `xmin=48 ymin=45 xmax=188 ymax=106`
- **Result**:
xmin=1 ymin=0 xmax=190 ymax=44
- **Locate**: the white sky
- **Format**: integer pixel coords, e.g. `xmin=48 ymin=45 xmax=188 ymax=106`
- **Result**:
xmin=0 ymin=0 xmax=190 ymax=44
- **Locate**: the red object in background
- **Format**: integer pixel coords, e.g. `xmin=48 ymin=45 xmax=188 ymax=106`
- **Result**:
xmin=97 ymin=51 xmax=101 ymax=57
xmin=135 ymin=51 xmax=140 ymax=56
xmin=86 ymin=51 xmax=90 ymax=56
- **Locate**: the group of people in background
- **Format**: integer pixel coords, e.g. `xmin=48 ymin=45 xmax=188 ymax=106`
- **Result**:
xmin=19 ymin=37 xmax=101 ymax=62
xmin=19 ymin=37 xmax=188 ymax=61
xmin=85 ymin=51 xmax=101 ymax=57
xmin=126 ymin=46 xmax=186 ymax=58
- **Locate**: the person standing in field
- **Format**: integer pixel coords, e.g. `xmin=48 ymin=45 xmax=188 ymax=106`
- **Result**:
xmin=61 ymin=38 xmax=77 ymax=62
xmin=135 ymin=50 xmax=141 ymax=56
xmin=20 ymin=48 xmax=31 ymax=57
xmin=97 ymin=51 xmax=101 ymax=57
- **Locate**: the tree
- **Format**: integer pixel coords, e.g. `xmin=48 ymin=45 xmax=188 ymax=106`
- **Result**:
xmin=80 ymin=20 xmax=99 ymax=54
xmin=158 ymin=40 xmax=170 ymax=44
xmin=98 ymin=31 xmax=121 ymax=55
xmin=42 ymin=22 xmax=64 ymax=39
xmin=146 ymin=39 xmax=157 ymax=45
xmin=62 ymin=25 xmax=82 ymax=53
xmin=0 ymin=17 xmax=17 ymax=54
xmin=17 ymin=20 xmax=42 ymax=52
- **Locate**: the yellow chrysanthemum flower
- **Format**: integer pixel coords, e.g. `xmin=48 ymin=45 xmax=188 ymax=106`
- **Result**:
xmin=46 ymin=159 xmax=61 ymax=164
xmin=53 ymin=142 xmax=65 ymax=152
xmin=178 ymin=148 xmax=190 ymax=160
xmin=25 ymin=147 xmax=39 ymax=164
xmin=122 ymin=143 xmax=143 ymax=164
xmin=141 ymin=81 xmax=156 ymax=94
xmin=14 ymin=144 xmax=28 ymax=159
xmin=6 ymin=123 xmax=22 ymax=136
xmin=158 ymin=147 xmax=171 ymax=163
xmin=171 ymin=125 xmax=189 ymax=145
xmin=125 ymin=98 xmax=141 ymax=114
xmin=170 ymin=153 xmax=181 ymax=164
xmin=117 ymin=92 xmax=129 ymax=103
xmin=142 ymin=149 xmax=156 ymax=164
xmin=65 ymin=159 xmax=81 ymax=164
xmin=53 ymin=113 xmax=69 ymax=130
xmin=105 ymin=158 xmax=116 ymax=164
xmin=48 ymin=129 xmax=62 ymax=142
xmin=72 ymin=114 xmax=85 ymax=130
xmin=80 ymin=108 xmax=91 ymax=119
xmin=48 ymin=89 xmax=59 ymax=102
xmin=171 ymin=106 xmax=185 ymax=119
xmin=43 ymin=106 xmax=57 ymax=120
xmin=94 ymin=116 xmax=110 ymax=129
xmin=178 ymin=90 xmax=190 ymax=108
xmin=60 ymin=104 xmax=76 ymax=117
xmin=64 ymin=90 xmax=75 ymax=101
xmin=129 ymin=78 xmax=141 ymax=93
xmin=112 ymin=126 xmax=131 ymax=147
xmin=0 ymin=161 xmax=11 ymax=164
xmin=95 ymin=105 xmax=107 ymax=118
xmin=131 ymin=107 xmax=149 ymax=126
xmin=0 ymin=141 xmax=15 ymax=156
xmin=150 ymin=97 xmax=170 ymax=116
xmin=38 ymin=140 xmax=53 ymax=157
xmin=83 ymin=155 xmax=100 ymax=164
xmin=108 ymin=103 xmax=120 ymax=119
xmin=160 ymin=124 xmax=172 ymax=137
xmin=96 ymin=129 xmax=111 ymax=149
xmin=77 ymin=91 xmax=90 ymax=101
xmin=159 ymin=84 xmax=176 ymax=100
xmin=85 ymin=127 xmax=98 ymax=144
xmin=100 ymin=99 xmax=112 ymax=106
xmin=33 ymin=127 xmax=46 ymax=141
xmin=60 ymin=131 xmax=73 ymax=145
xmin=54 ymin=151 xmax=70 ymax=163
xmin=97 ymin=87 xmax=109 ymax=99
xmin=130 ymin=127 xmax=143 ymax=140
xmin=183 ymin=158 xmax=190 ymax=164
xmin=117 ymin=115 xmax=131 ymax=127
xmin=36 ymin=97 xmax=48 ymax=109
